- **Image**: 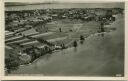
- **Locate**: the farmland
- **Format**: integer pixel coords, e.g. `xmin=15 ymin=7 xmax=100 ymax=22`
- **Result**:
xmin=5 ymin=3 xmax=124 ymax=76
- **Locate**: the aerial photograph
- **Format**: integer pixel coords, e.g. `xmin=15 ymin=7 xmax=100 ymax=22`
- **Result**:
xmin=5 ymin=2 xmax=124 ymax=76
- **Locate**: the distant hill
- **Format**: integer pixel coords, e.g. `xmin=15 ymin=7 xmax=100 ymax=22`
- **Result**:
xmin=5 ymin=2 xmax=58 ymax=6
xmin=5 ymin=2 xmax=28 ymax=6
xmin=5 ymin=2 xmax=124 ymax=8
xmin=5 ymin=2 xmax=124 ymax=11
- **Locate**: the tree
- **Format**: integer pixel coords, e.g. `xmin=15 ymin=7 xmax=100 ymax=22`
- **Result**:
xmin=5 ymin=49 xmax=20 ymax=73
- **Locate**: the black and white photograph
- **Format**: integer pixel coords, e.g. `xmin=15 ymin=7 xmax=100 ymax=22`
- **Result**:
xmin=4 ymin=2 xmax=124 ymax=76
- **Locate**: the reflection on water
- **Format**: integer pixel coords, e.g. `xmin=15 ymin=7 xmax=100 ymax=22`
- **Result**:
xmin=74 ymin=47 xmax=78 ymax=52
xmin=46 ymin=54 xmax=52 ymax=60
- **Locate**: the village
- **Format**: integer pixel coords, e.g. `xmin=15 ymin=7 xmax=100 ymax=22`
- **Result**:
xmin=5 ymin=6 xmax=124 ymax=75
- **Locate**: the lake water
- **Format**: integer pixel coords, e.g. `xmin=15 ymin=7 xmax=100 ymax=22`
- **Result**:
xmin=5 ymin=3 xmax=124 ymax=11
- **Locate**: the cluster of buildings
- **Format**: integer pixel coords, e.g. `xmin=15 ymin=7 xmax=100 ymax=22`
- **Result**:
xmin=5 ymin=8 xmax=123 ymax=72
